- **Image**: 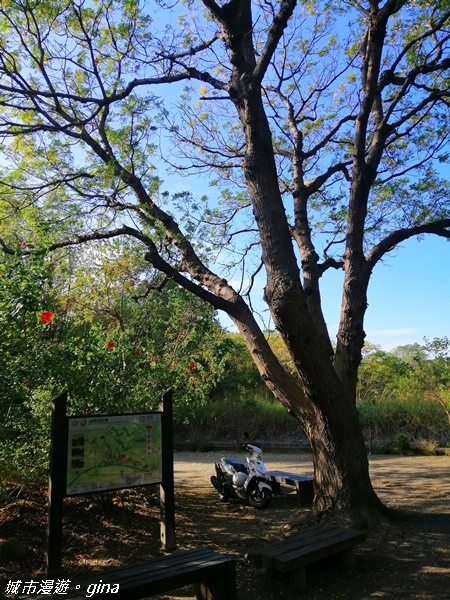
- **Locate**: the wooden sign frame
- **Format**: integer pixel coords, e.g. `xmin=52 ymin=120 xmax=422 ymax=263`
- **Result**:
xmin=46 ymin=390 xmax=175 ymax=575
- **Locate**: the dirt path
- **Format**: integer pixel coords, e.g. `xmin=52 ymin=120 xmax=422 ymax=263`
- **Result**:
xmin=171 ymin=451 xmax=450 ymax=600
xmin=174 ymin=450 xmax=450 ymax=513
xmin=1 ymin=452 xmax=449 ymax=600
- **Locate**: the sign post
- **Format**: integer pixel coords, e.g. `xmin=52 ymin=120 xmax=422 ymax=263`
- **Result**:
xmin=159 ymin=389 xmax=176 ymax=551
xmin=46 ymin=391 xmax=68 ymax=576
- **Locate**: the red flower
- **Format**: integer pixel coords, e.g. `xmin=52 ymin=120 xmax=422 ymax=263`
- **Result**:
xmin=21 ymin=241 xmax=27 ymax=247
xmin=40 ymin=310 xmax=53 ymax=323
xmin=107 ymin=341 xmax=115 ymax=349
xmin=135 ymin=348 xmax=142 ymax=355
xmin=22 ymin=379 xmax=29 ymax=385
xmin=189 ymin=361 xmax=196 ymax=370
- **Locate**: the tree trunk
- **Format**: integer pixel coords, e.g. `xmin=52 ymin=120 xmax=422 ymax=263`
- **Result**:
xmin=235 ymin=113 xmax=383 ymax=522
xmin=233 ymin=292 xmax=383 ymax=526
xmin=301 ymin=391 xmax=383 ymax=525
xmin=202 ymin=0 xmax=390 ymax=525
xmin=335 ymin=256 xmax=372 ymax=399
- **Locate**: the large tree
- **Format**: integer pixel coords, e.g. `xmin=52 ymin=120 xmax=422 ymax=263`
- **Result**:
xmin=0 ymin=0 xmax=449 ymax=524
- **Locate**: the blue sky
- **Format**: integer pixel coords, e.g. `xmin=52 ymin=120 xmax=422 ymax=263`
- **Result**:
xmin=313 ymin=235 xmax=449 ymax=350
xmin=161 ymin=165 xmax=449 ymax=350
xmin=216 ymin=234 xmax=449 ymax=350
xmin=148 ymin=5 xmax=450 ymax=352
xmin=358 ymin=235 xmax=450 ymax=350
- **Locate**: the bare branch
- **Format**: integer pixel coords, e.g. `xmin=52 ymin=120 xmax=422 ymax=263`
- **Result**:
xmin=253 ymin=0 xmax=297 ymax=83
xmin=367 ymin=220 xmax=450 ymax=267
xmin=318 ymin=256 xmax=345 ymax=275
xmin=132 ymin=275 xmax=170 ymax=300
xmin=387 ymin=9 xmax=450 ymax=77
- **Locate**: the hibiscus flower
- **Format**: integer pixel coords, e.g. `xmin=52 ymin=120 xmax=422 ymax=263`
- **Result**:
xmin=40 ymin=311 xmax=53 ymax=323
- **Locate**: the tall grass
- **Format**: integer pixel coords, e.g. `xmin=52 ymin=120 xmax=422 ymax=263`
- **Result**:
xmin=173 ymin=392 xmax=449 ymax=452
xmin=173 ymin=393 xmax=302 ymax=444
xmin=357 ymin=396 xmax=449 ymax=450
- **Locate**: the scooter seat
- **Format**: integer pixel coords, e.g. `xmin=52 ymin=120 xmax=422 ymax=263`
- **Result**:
xmin=223 ymin=458 xmax=247 ymax=472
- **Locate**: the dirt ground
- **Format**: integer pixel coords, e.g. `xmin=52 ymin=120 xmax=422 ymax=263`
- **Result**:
xmin=1 ymin=451 xmax=449 ymax=599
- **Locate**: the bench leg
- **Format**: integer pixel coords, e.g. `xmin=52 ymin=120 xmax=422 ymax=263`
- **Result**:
xmin=289 ymin=566 xmax=306 ymax=591
xmin=270 ymin=481 xmax=281 ymax=495
xmin=296 ymin=481 xmax=314 ymax=507
xmin=195 ymin=580 xmax=237 ymax=600
xmin=195 ymin=582 xmax=213 ymax=600
xmin=194 ymin=563 xmax=237 ymax=600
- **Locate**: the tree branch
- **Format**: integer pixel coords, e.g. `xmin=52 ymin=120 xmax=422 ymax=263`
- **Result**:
xmin=367 ymin=220 xmax=450 ymax=267
xmin=305 ymin=161 xmax=352 ymax=194
xmin=303 ymin=115 xmax=357 ymax=160
xmin=144 ymin=239 xmax=235 ymax=313
xmin=387 ymin=9 xmax=450 ymax=78
xmin=253 ymin=0 xmax=297 ymax=83
xmin=318 ymin=256 xmax=345 ymax=275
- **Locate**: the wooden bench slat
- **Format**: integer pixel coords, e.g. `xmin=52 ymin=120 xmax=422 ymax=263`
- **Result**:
xmin=71 ymin=548 xmax=219 ymax=584
xmin=246 ymin=525 xmax=365 ymax=591
xmin=110 ymin=554 xmax=233 ymax=587
xmin=267 ymin=470 xmax=314 ymax=486
xmin=247 ymin=525 xmax=365 ymax=568
xmin=114 ymin=559 xmax=235 ymax=596
xmin=79 ymin=558 xmax=235 ymax=599
xmin=266 ymin=470 xmax=314 ymax=506
xmin=271 ymin=529 xmax=366 ymax=572
xmin=259 ymin=526 xmax=346 ymax=568
xmin=247 ymin=524 xmax=340 ymax=567
xmin=20 ymin=548 xmax=236 ymax=600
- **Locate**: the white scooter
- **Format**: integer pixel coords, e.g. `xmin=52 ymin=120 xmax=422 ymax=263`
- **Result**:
xmin=210 ymin=444 xmax=273 ymax=509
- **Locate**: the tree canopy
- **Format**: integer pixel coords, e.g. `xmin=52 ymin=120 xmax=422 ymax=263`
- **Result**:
xmin=0 ymin=0 xmax=449 ymax=522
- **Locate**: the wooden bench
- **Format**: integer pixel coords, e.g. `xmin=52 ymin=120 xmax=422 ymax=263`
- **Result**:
xmin=267 ymin=470 xmax=314 ymax=506
xmin=246 ymin=524 xmax=365 ymax=590
xmin=19 ymin=548 xmax=236 ymax=600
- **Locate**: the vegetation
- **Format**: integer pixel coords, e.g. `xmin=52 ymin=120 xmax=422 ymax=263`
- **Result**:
xmin=185 ymin=337 xmax=450 ymax=450
xmin=0 ymin=244 xmax=230 ymax=473
xmin=357 ymin=341 xmax=450 ymax=452
xmin=0 ymin=0 xmax=449 ymax=522
xmin=1 ymin=242 xmax=448 ymax=474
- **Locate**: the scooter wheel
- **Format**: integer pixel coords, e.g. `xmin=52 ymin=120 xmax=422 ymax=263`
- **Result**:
xmin=248 ymin=485 xmax=272 ymax=509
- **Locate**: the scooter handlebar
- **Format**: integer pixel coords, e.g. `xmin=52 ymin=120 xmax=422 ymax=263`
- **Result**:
xmin=243 ymin=443 xmax=263 ymax=456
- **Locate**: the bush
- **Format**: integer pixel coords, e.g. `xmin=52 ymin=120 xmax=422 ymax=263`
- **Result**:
xmin=358 ymin=395 xmax=449 ymax=451
xmin=173 ymin=393 xmax=302 ymax=443
xmin=396 ymin=434 xmax=411 ymax=455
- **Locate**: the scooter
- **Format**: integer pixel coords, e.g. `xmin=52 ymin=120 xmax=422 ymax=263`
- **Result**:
xmin=210 ymin=443 xmax=273 ymax=509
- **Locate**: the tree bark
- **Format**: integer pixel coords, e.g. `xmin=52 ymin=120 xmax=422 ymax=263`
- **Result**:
xmin=334 ymin=2 xmax=403 ymax=399
xmin=206 ymin=0 xmax=385 ymax=525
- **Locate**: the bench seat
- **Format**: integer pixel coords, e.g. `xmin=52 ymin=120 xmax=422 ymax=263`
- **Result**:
xmin=246 ymin=524 xmax=365 ymax=590
xmin=266 ymin=470 xmax=314 ymax=505
xmin=20 ymin=548 xmax=236 ymax=600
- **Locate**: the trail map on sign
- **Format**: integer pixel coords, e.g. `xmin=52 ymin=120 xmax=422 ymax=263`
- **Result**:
xmin=66 ymin=413 xmax=162 ymax=495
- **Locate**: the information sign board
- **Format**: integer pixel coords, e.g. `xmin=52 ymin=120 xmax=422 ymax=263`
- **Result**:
xmin=66 ymin=412 xmax=162 ymax=495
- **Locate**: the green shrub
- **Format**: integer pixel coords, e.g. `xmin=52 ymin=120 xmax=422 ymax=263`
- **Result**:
xmin=173 ymin=392 xmax=301 ymax=442
xmin=396 ymin=433 xmax=411 ymax=455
